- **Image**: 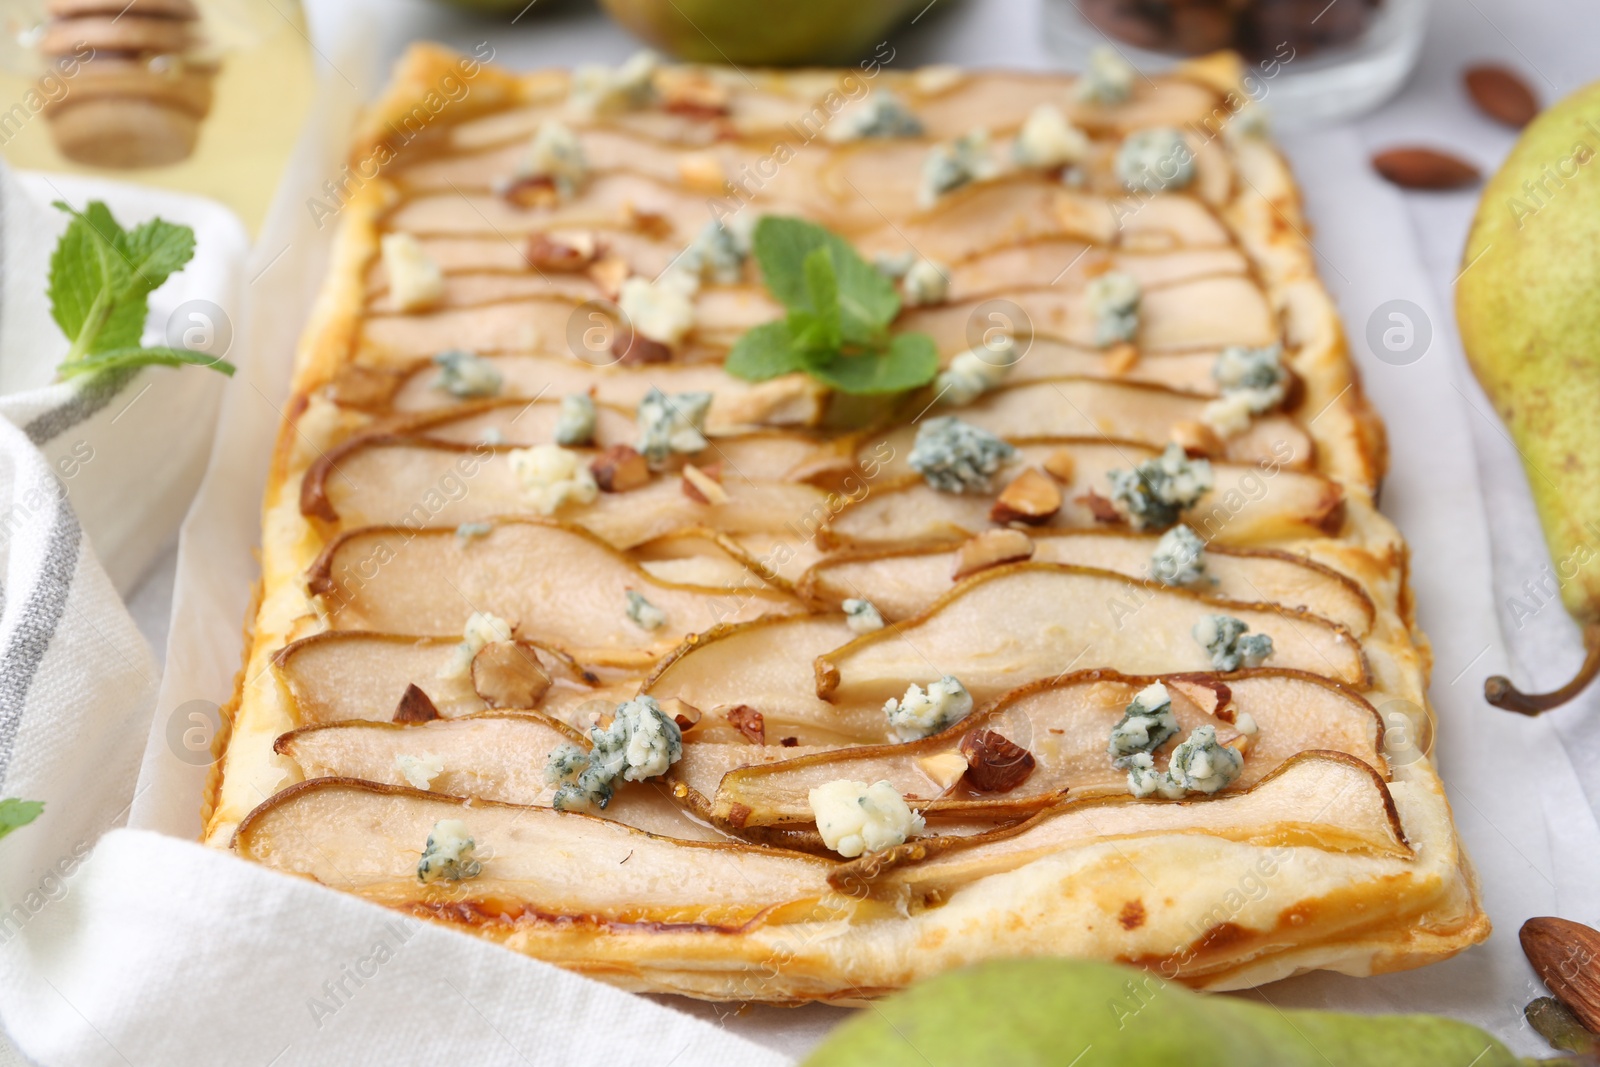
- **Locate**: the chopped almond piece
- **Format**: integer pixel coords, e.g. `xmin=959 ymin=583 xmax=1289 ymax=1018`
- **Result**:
xmin=625 ymin=204 xmax=675 ymax=239
xmin=1041 ymin=448 xmax=1076 ymax=483
xmin=590 ymin=444 xmax=651 ymax=492
xmin=612 ymin=332 xmax=672 ymax=365
xmin=952 ymin=528 xmax=1035 ymax=581
xmin=780 ymin=736 xmax=799 ymax=747
xmin=526 ymin=232 xmax=598 ymax=272
xmin=726 ymin=704 xmax=765 ymax=745
xmin=656 ymin=67 xmax=732 ymax=116
xmin=990 ymin=468 xmax=1062 ymax=525
xmin=587 ymin=253 xmax=630 ymax=300
xmin=677 ymin=152 xmax=727 ymax=192
xmin=659 ymin=697 xmax=702 ymax=731
xmin=1102 ymin=343 xmax=1139 ymax=376
xmin=682 ymin=463 xmax=728 ymax=504
xmin=326 ymin=364 xmax=398 ymax=411
xmin=501 ymin=175 xmax=557 ymax=209
xmin=392 ymin=683 xmax=439 ymax=723
xmin=917 ymin=751 xmax=969 ymax=790
xmin=471 ymin=641 xmax=552 ymax=709
xmin=1078 ymin=489 xmax=1124 ymax=524
xmin=960 ymin=730 xmax=1036 ymax=792
xmin=1172 ymin=419 xmax=1224 ymax=458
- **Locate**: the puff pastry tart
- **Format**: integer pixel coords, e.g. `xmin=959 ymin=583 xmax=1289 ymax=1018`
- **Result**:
xmin=209 ymin=43 xmax=1488 ymax=1001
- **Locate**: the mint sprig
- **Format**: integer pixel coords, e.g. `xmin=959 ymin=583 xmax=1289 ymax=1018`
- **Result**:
xmin=48 ymin=200 xmax=235 ymax=381
xmin=724 ymin=217 xmax=937 ymax=395
xmin=0 ymin=798 xmax=43 ymax=841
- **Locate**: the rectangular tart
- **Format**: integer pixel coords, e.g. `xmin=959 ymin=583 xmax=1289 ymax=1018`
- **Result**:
xmin=207 ymin=43 xmax=1489 ymax=1001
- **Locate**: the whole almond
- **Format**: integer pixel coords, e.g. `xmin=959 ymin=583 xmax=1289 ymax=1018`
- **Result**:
xmin=1371 ymin=147 xmax=1481 ymax=190
xmin=1521 ymin=916 xmax=1600 ymax=1034
xmin=1465 ymin=64 xmax=1539 ymax=127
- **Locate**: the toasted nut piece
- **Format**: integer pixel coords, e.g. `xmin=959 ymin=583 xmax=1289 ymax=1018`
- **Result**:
xmin=780 ymin=736 xmax=799 ymax=747
xmin=960 ymin=730 xmax=1036 ymax=792
xmin=990 ymin=467 xmax=1062 ymax=525
xmin=587 ymin=253 xmax=630 ymax=300
xmin=1041 ymin=448 xmax=1076 ymax=483
xmin=625 ymin=204 xmax=675 ymax=239
xmin=659 ymin=697 xmax=702 ymax=731
xmin=1169 ymin=678 xmax=1232 ymax=720
xmin=656 ymin=67 xmax=732 ymax=117
xmin=392 ymin=683 xmax=440 ymax=723
xmin=1101 ymin=342 xmax=1139 ymax=376
xmin=1172 ymin=419 xmax=1224 ymax=458
xmin=500 ymin=175 xmax=558 ymax=209
xmin=471 ymin=641 xmax=552 ymax=709
xmin=952 ymin=528 xmax=1035 ymax=580
xmin=725 ymin=704 xmax=765 ymax=745
xmin=1522 ymin=917 xmax=1600 ymax=1034
xmin=525 ymin=232 xmax=598 ymax=271
xmin=590 ymin=444 xmax=651 ymax=492
xmin=612 ymin=331 xmax=673 ymax=365
xmin=1371 ymin=146 xmax=1481 ymax=190
xmin=1077 ymin=489 xmax=1124 ymax=524
xmin=326 ymin=364 xmax=398 ymax=411
xmin=1087 ymin=681 xmax=1133 ymax=708
xmin=1464 ymin=64 xmax=1539 ymax=128
xmin=677 ymin=151 xmax=727 ymax=192
xmin=682 ymin=463 xmax=728 ymax=504
xmin=917 ymin=751 xmax=969 ymax=790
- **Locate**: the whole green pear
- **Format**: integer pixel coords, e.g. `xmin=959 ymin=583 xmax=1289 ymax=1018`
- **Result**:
xmin=802 ymin=959 xmax=1541 ymax=1066
xmin=1459 ymin=80 xmax=1600 ymax=713
xmin=598 ymin=0 xmax=924 ymax=65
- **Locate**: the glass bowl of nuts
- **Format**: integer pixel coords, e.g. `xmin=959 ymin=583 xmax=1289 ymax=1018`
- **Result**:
xmin=1044 ymin=0 xmax=1431 ymax=127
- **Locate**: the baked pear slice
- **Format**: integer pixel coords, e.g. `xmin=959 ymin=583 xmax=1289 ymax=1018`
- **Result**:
xmin=800 ymin=532 xmax=1375 ymax=637
xmin=233 ymin=778 xmax=841 ymax=926
xmin=309 ymin=521 xmax=799 ymax=666
xmin=832 ymin=751 xmax=1410 ymax=894
xmin=713 ymin=670 xmax=1385 ymax=828
xmin=946 ymin=242 xmax=1248 ymax=304
xmin=815 ymin=563 xmax=1368 ymax=705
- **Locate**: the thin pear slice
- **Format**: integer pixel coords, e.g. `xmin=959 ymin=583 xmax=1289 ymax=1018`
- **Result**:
xmin=363 ymin=231 xmax=680 ymax=284
xmin=401 ymin=397 xmax=639 ymax=449
xmin=815 ymin=562 xmax=1368 ymax=705
xmin=915 ymin=73 xmax=1224 ymax=138
xmin=367 ymin=270 xmax=604 ymax=315
xmin=714 ymin=670 xmax=1385 ymax=828
xmin=233 ymin=778 xmax=839 ymax=926
xmin=389 ymin=353 xmax=827 ymax=433
xmin=834 ymin=752 xmax=1410 ymax=894
xmin=386 ymin=173 xmax=714 ymax=241
xmin=632 ymin=528 xmax=796 ymax=593
xmin=643 ymin=616 xmax=887 ymax=743
xmin=670 ymin=740 xmax=842 ymax=821
xmin=309 ymin=521 xmax=799 ymax=665
xmin=946 ymin=242 xmax=1247 ymax=305
xmin=304 ymin=439 xmax=833 ymax=550
xmin=800 ymin=532 xmax=1375 ymax=637
xmin=830 ymin=444 xmax=1343 ymax=548
xmin=971 ymin=341 xmax=1222 ymax=395
xmin=274 ymin=713 xmax=725 ymax=842
xmin=273 ymin=632 xmax=604 ymax=725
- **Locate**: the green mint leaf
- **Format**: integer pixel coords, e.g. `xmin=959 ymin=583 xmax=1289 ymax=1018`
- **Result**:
xmin=807 ymin=331 xmax=939 ymax=395
xmin=723 ymin=321 xmax=805 ymax=382
xmin=119 ymin=216 xmax=196 ymax=302
xmin=0 ymin=798 xmax=44 ymax=841
xmin=752 ymin=216 xmax=899 ymax=346
xmin=56 ymin=346 xmax=235 ymax=380
xmin=49 ymin=201 xmax=135 ymax=353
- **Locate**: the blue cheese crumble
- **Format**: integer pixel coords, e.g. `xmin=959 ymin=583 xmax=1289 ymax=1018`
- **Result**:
xmin=1076 ymin=44 xmax=1135 ymax=104
xmin=455 ymin=521 xmax=493 ymax=542
xmin=873 ymin=250 xmax=916 ymax=279
xmin=1193 ymin=614 xmax=1274 ymax=671
xmin=919 ymin=130 xmax=998 ymax=208
xmin=395 ymin=753 xmax=444 ymax=791
xmin=842 ymin=598 xmax=885 ymax=634
xmin=1115 ymin=128 xmax=1196 ymax=194
xmin=1086 ymin=271 xmax=1141 ymax=348
xmin=901 ymin=258 xmax=951 ymax=307
xmin=625 ymin=590 xmax=667 ymax=631
xmin=909 ymin=416 xmax=1017 ymax=493
xmin=546 ymin=696 xmax=683 ymax=811
xmin=619 ymin=269 xmax=699 ymax=348
xmin=1012 ymin=104 xmax=1089 ymax=170
xmin=439 ymin=611 xmax=514 ymax=682
xmin=936 ymin=342 xmax=1018 ymax=407
xmin=1150 ymin=524 xmax=1208 ymax=587
xmin=636 ymin=388 xmax=711 ymax=467
xmin=417 ymin=819 xmax=481 ymax=883
xmin=502 ymin=120 xmax=588 ymax=199
xmin=568 ymin=50 xmax=659 ymax=116
xmin=1107 ymin=681 xmax=1179 ymax=766
xmin=827 ymin=90 xmax=925 ymax=142
xmin=1106 ymin=443 xmax=1214 ymax=530
xmin=508 ymin=444 xmax=598 ymax=515
xmin=682 ymin=219 xmax=749 ymax=285
xmin=381 ymin=233 xmax=445 ymax=312
xmin=883 ymin=676 xmax=973 ymax=742
xmin=1202 ymin=344 xmax=1289 ymax=437
xmin=809 ymin=779 xmax=926 ymax=858
xmin=1124 ymin=752 xmax=1186 ymax=799
xmin=1167 ymin=725 xmax=1244 ymax=794
xmin=554 ymin=393 xmax=598 ymax=447
xmin=432 ymin=349 xmax=502 ymax=399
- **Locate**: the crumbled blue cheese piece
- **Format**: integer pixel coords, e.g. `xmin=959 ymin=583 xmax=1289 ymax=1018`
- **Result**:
xmin=1234 ymin=711 xmax=1260 ymax=737
xmin=1124 ymin=752 xmax=1186 ymax=799
xmin=1077 ymin=44 xmax=1135 ymax=104
xmin=883 ymin=676 xmax=973 ymax=742
xmin=901 ymin=258 xmax=951 ymax=307
xmin=1107 ymin=681 xmax=1179 ymax=766
xmin=1012 ymin=104 xmax=1089 ymax=170
xmin=395 ymin=753 xmax=445 ymax=791
xmin=919 ymin=130 xmax=998 ymax=208
xmin=1086 ymin=271 xmax=1141 ymax=348
xmin=455 ymin=521 xmax=493 ymax=542
xmin=909 ymin=416 xmax=1017 ymax=493
xmin=554 ymin=393 xmax=598 ymax=447
xmin=682 ymin=219 xmax=749 ymax=285
xmin=502 ymin=120 xmax=588 ymax=199
xmin=568 ymin=50 xmax=659 ymax=116
xmin=842 ymin=598 xmax=885 ymax=634
xmin=1150 ymin=524 xmax=1208 ymax=587
xmin=827 ymin=90 xmax=926 ymax=142
xmin=809 ymin=779 xmax=926 ymax=858
xmin=1116 ymin=127 xmax=1196 ymax=194
xmin=547 ymin=696 xmax=683 ymax=811
xmin=935 ymin=342 xmax=1018 ymax=407
xmin=432 ymin=349 xmax=502 ymax=398
xmin=439 ymin=611 xmax=514 ymax=682
xmin=636 ymin=387 xmax=711 ymax=466
xmin=417 ymin=819 xmax=481 ymax=883
xmin=873 ymin=250 xmax=916 ymax=279
xmin=1202 ymin=344 xmax=1289 ymax=437
xmin=1106 ymin=443 xmax=1214 ymax=530
xmin=508 ymin=444 xmax=598 ymax=515
xmin=1193 ymin=614 xmax=1274 ymax=671
xmin=1167 ymin=725 xmax=1244 ymax=794
xmin=480 ymin=428 xmax=506 ymax=446
xmin=382 ymin=233 xmax=445 ymax=312
xmin=619 ymin=269 xmax=700 ymax=347
xmin=625 ymin=589 xmax=667 ymax=632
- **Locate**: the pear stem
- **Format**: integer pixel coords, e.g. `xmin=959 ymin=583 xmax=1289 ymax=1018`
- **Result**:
xmin=1485 ymin=623 xmax=1600 ymax=716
